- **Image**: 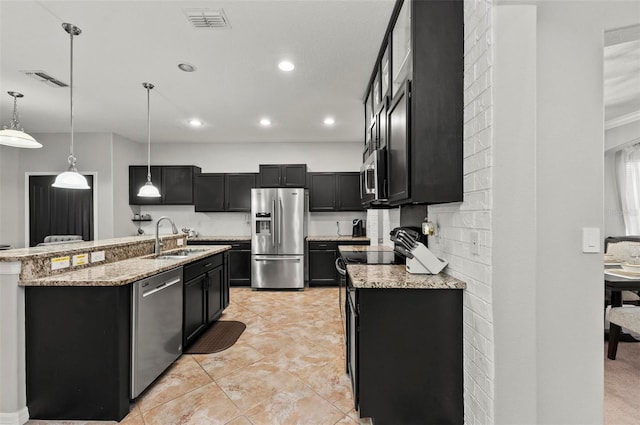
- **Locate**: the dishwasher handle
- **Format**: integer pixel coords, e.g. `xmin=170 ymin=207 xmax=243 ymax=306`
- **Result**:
xmin=142 ymin=277 xmax=181 ymax=298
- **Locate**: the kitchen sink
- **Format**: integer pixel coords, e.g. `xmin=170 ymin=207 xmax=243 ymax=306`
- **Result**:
xmin=148 ymin=248 xmax=207 ymax=260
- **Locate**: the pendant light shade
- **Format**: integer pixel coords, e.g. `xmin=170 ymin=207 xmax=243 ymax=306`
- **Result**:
xmin=0 ymin=92 xmax=42 ymax=148
xmin=137 ymin=82 xmax=161 ymax=198
xmin=52 ymin=23 xmax=90 ymax=190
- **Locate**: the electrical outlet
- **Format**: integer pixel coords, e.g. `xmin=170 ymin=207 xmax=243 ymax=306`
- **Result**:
xmin=470 ymin=231 xmax=479 ymax=255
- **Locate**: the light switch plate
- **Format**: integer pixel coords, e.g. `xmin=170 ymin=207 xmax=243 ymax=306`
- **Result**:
xmin=582 ymin=227 xmax=600 ymax=253
xmin=91 ymin=251 xmax=105 ymax=262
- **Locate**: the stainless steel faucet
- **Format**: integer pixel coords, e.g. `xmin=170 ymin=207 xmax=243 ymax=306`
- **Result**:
xmin=155 ymin=216 xmax=179 ymax=254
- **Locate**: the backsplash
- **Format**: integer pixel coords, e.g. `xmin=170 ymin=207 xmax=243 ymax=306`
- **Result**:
xmin=131 ymin=205 xmax=365 ymax=238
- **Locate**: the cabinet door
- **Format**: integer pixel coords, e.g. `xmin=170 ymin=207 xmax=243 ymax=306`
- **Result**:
xmin=194 ymin=173 xmax=225 ymax=212
xmin=387 ymin=83 xmax=410 ymax=204
xmin=228 ymin=243 xmax=251 ymax=286
xmin=282 ymin=164 xmax=307 ymax=187
xmin=129 ymin=166 xmax=162 ymax=205
xmin=162 ymin=166 xmax=198 ymax=204
xmin=183 ymin=275 xmax=206 ymax=347
xmin=309 ymin=173 xmax=336 ymax=211
xmin=225 ymin=173 xmax=256 ymax=211
xmin=206 ymin=267 xmax=223 ymax=323
xmin=336 ymin=173 xmax=363 ymax=211
xmin=259 ymin=165 xmax=282 ymax=187
xmin=308 ymin=242 xmax=338 ymax=286
xmin=391 ymin=0 xmax=412 ymax=98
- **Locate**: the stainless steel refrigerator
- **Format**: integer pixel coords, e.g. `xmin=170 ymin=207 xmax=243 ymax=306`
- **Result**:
xmin=251 ymin=188 xmax=307 ymax=289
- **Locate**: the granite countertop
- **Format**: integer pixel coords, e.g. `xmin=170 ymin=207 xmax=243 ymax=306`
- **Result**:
xmin=0 ymin=235 xmax=182 ymax=262
xmin=347 ymin=264 xmax=466 ymax=290
xmin=19 ymin=245 xmax=231 ymax=287
xmin=338 ymin=244 xmax=393 ymax=253
xmin=189 ymin=236 xmax=251 ymax=242
xmin=307 ymin=236 xmax=370 ymax=242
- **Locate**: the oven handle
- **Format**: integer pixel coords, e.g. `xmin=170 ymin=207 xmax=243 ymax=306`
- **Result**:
xmin=335 ymin=257 xmax=347 ymax=276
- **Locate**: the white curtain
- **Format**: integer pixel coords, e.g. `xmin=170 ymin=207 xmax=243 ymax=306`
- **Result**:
xmin=616 ymin=144 xmax=640 ymax=235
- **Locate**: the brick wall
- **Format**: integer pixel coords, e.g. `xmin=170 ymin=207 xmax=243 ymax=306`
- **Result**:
xmin=427 ymin=0 xmax=495 ymax=423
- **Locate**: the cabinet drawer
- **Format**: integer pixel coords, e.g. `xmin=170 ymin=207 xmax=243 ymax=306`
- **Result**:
xmin=308 ymin=241 xmax=338 ymax=251
xmin=184 ymin=254 xmax=223 ymax=281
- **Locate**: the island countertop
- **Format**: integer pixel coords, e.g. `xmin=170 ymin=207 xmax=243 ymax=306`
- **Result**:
xmin=347 ymin=264 xmax=466 ymax=290
xmin=19 ymin=245 xmax=230 ymax=287
xmin=307 ymin=236 xmax=370 ymax=242
xmin=188 ymin=236 xmax=251 ymax=242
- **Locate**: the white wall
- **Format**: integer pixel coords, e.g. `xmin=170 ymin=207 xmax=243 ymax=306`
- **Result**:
xmin=429 ymin=1 xmax=640 ymax=424
xmin=112 ymin=133 xmax=146 ymax=237
xmin=0 ymin=146 xmax=21 ymax=247
xmin=149 ymin=141 xmax=363 ymax=172
xmin=135 ymin=141 xmax=366 ymax=237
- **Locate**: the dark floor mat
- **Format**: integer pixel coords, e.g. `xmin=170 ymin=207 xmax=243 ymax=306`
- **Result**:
xmin=184 ymin=321 xmax=246 ymax=354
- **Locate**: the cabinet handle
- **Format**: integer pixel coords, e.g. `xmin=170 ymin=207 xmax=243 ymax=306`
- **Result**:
xmin=203 ymin=263 xmax=212 ymax=268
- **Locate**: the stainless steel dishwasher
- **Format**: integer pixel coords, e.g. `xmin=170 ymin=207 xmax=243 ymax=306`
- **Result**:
xmin=131 ymin=267 xmax=183 ymax=398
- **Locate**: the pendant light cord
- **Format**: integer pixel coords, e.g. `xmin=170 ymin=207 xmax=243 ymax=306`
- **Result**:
xmin=147 ymin=85 xmax=151 ymax=182
xmin=69 ymin=29 xmax=74 ymax=160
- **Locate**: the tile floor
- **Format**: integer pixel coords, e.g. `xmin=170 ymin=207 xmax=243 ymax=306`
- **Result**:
xmin=28 ymin=287 xmax=359 ymax=425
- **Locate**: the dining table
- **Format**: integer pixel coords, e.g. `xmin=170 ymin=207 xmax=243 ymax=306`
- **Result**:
xmin=604 ymin=263 xmax=640 ymax=308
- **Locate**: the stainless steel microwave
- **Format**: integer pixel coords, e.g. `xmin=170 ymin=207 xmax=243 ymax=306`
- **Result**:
xmin=360 ymin=148 xmax=387 ymax=204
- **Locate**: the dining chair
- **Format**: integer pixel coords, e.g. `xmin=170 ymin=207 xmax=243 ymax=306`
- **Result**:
xmin=605 ymin=237 xmax=640 ymax=304
xmin=607 ymin=306 xmax=640 ymax=359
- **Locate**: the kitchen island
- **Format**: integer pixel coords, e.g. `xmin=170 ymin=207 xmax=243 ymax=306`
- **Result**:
xmin=0 ymin=236 xmax=231 ymax=422
xmin=340 ymin=245 xmax=466 ymax=425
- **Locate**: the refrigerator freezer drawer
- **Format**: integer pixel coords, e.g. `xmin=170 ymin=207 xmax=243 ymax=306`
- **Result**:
xmin=251 ymin=255 xmax=304 ymax=289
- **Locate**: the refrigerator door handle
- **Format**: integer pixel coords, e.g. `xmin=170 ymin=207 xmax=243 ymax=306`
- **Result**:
xmin=272 ymin=199 xmax=277 ymax=247
xmin=279 ymin=199 xmax=284 ymax=245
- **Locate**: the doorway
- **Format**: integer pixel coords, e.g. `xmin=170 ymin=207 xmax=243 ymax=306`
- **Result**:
xmin=28 ymin=174 xmax=95 ymax=247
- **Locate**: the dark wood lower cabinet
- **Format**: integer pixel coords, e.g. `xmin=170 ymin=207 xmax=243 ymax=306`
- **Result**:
xmin=346 ymin=284 xmax=463 ymax=425
xmin=183 ymin=253 xmax=228 ymax=348
xmin=309 ymin=240 xmax=369 ymax=286
xmin=25 ymin=285 xmax=131 ymax=421
xmin=189 ymin=240 xmax=251 ymax=286
xmin=25 ymin=253 xmax=229 ymax=421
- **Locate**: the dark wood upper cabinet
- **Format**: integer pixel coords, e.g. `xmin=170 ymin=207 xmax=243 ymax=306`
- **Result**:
xmin=224 ymin=173 xmax=256 ymax=211
xmin=309 ymin=172 xmax=363 ymax=212
xmin=194 ymin=173 xmax=225 ymax=212
xmin=309 ymin=173 xmax=336 ymax=211
xmin=162 ymin=166 xmax=199 ymax=204
xmin=336 ymin=172 xmax=363 ymax=211
xmin=259 ymin=164 xmax=307 ymax=187
xmin=129 ymin=165 xmax=199 ymax=205
xmin=195 ymin=173 xmax=255 ymax=212
xmin=364 ymin=0 xmax=463 ymax=206
xmin=387 ymin=83 xmax=410 ymax=203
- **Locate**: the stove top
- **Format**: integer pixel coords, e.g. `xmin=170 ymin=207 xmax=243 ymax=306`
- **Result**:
xmin=341 ymin=250 xmax=403 ymax=265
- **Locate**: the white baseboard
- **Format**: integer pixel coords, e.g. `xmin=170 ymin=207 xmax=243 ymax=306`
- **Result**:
xmin=0 ymin=407 xmax=29 ymax=425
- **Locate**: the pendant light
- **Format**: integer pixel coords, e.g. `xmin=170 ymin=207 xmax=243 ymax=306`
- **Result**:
xmin=52 ymin=23 xmax=90 ymax=190
xmin=137 ymin=82 xmax=161 ymax=198
xmin=0 ymin=91 xmax=42 ymax=148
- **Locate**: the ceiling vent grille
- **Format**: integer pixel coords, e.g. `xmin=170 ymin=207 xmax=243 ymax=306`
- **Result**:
xmin=20 ymin=70 xmax=68 ymax=87
xmin=183 ymin=8 xmax=230 ymax=29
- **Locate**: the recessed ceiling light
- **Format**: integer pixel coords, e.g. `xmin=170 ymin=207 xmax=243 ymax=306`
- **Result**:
xmin=278 ymin=61 xmax=295 ymax=72
xmin=178 ymin=63 xmax=197 ymax=72
xmin=260 ymin=118 xmax=272 ymax=126
xmin=323 ymin=117 xmax=335 ymax=126
xmin=188 ymin=119 xmax=203 ymax=127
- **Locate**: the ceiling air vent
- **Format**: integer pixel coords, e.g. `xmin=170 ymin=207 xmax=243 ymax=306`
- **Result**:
xmin=183 ymin=8 xmax=230 ymax=29
xmin=20 ymin=70 xmax=68 ymax=88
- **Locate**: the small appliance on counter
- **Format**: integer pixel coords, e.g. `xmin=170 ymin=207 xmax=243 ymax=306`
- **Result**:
xmin=181 ymin=227 xmax=198 ymax=238
xmin=352 ymin=219 xmax=365 ymax=237
xmin=390 ymin=227 xmax=448 ymax=274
